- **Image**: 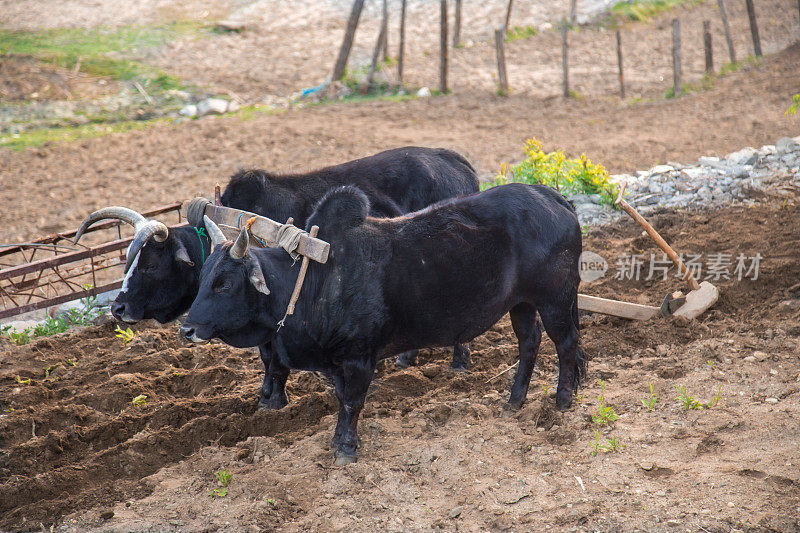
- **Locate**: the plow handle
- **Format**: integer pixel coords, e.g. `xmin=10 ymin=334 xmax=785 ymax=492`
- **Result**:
xmin=615 ymin=183 xmax=701 ymax=291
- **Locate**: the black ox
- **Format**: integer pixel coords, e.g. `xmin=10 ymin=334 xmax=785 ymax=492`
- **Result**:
xmin=76 ymin=147 xmax=479 ymax=409
xmin=180 ymin=183 xmax=586 ymax=464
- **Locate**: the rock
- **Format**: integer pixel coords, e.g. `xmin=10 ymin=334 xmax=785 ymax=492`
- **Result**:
xmin=100 ymin=510 xmax=114 ymax=520
xmin=575 ymin=203 xmax=604 ymax=222
xmin=196 ymin=98 xmax=229 ymax=117
xmin=666 ymin=519 xmax=681 ymax=527
xmin=730 ymin=165 xmax=751 ymax=179
xmin=449 ymin=506 xmax=463 ymax=518
xmin=758 ymin=145 xmax=776 ymax=156
xmin=570 ymin=194 xmax=593 ymax=204
xmin=727 ymin=147 xmax=757 ymax=165
xmin=668 ymin=194 xmax=693 ymax=207
xmin=416 ymin=87 xmax=431 ymax=98
xmin=697 ymin=186 xmax=713 ymax=202
xmin=650 ymin=164 xmax=674 ymax=174
xmin=698 ymin=156 xmax=724 ymax=169
xmin=775 ymin=137 xmax=800 ymax=155
xmin=639 ymin=461 xmax=654 ymax=471
xmin=712 ymin=187 xmax=726 ymax=201
xmin=226 ymin=100 xmax=241 ymax=113
xmin=648 ymin=182 xmax=662 ymax=194
xmin=655 ymin=344 xmax=668 ymax=356
xmin=179 ymin=104 xmax=197 ymax=117
xmin=765 ymin=397 xmax=779 ymax=404
xmin=589 ymin=194 xmax=603 ymax=204
xmin=682 ymin=167 xmax=706 ymax=180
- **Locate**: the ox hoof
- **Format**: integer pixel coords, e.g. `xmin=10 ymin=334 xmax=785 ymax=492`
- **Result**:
xmin=395 ymin=350 xmax=419 ymax=368
xmin=503 ymin=401 xmax=523 ymax=416
xmin=449 ymin=364 xmax=469 ymax=373
xmin=334 ymin=454 xmax=358 ymax=466
xmin=257 ymin=396 xmax=288 ymax=411
xmin=556 ymin=390 xmax=573 ymax=412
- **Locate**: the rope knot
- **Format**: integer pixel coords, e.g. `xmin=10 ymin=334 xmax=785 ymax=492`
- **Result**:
xmin=276 ymin=223 xmax=303 ymax=260
xmin=186 ymin=197 xmax=212 ymax=228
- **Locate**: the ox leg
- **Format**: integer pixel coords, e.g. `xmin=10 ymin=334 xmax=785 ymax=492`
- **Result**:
xmin=395 ymin=349 xmax=419 ymax=368
xmin=539 ymin=302 xmax=580 ymax=411
xmin=506 ymin=304 xmax=542 ymax=409
xmin=257 ymin=345 xmax=289 ymax=410
xmin=451 ymin=343 xmax=471 ymax=371
xmin=332 ymin=360 xmax=375 ymax=465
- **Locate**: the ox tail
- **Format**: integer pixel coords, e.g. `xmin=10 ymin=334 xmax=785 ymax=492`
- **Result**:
xmin=571 ymin=295 xmax=587 ymax=390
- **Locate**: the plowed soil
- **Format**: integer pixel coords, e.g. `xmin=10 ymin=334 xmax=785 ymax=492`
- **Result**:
xmin=2 ymin=198 xmax=799 ymax=532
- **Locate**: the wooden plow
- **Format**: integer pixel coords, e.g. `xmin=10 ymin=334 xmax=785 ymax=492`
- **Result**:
xmin=576 ymin=183 xmax=719 ymax=321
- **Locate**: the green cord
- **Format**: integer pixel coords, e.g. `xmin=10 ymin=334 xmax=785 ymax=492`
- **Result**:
xmin=194 ymin=226 xmax=208 ymax=264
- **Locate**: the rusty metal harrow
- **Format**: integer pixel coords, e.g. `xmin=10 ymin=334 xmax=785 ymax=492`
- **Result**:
xmin=0 ymin=203 xmax=182 ymax=320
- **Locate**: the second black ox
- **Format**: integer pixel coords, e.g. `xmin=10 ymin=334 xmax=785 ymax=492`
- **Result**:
xmin=180 ymin=183 xmax=586 ymax=464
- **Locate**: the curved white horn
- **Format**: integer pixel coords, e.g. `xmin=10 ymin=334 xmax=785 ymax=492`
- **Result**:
xmin=75 ymin=206 xmax=148 ymax=244
xmin=124 ymin=220 xmax=169 ymax=272
xmin=203 ymin=215 xmax=227 ymax=246
xmin=229 ymin=225 xmax=249 ymax=259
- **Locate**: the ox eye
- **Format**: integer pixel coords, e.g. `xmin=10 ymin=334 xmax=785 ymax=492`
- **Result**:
xmin=213 ymin=280 xmax=231 ymax=293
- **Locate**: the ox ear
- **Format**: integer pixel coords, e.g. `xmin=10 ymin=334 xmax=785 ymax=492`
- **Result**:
xmin=175 ymin=242 xmax=194 ymax=267
xmin=247 ymin=263 xmax=270 ymax=295
xmin=307 ymin=185 xmax=370 ymax=235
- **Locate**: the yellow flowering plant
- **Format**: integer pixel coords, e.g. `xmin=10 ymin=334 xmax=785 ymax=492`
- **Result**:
xmin=482 ymin=138 xmax=619 ymax=206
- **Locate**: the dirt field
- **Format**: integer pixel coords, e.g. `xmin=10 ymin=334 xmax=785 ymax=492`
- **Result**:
xmin=2 ymin=1 xmax=800 ymax=530
xmin=1 ymin=198 xmax=799 ymax=532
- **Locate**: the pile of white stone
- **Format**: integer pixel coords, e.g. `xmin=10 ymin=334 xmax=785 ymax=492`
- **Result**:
xmin=179 ymin=97 xmax=241 ymax=118
xmin=570 ymin=135 xmax=800 ymax=226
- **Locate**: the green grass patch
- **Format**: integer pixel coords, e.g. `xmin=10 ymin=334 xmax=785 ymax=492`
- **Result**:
xmin=664 ymin=55 xmax=759 ymax=98
xmin=1 ymin=292 xmax=102 ymax=345
xmin=787 ymin=94 xmax=800 ymax=117
xmin=0 ymin=117 xmax=168 ymax=150
xmin=0 ymin=23 xmax=199 ymax=92
xmin=482 ymin=137 xmax=619 ymax=205
xmin=505 ymin=25 xmax=538 ymax=42
xmin=606 ymin=0 xmax=703 ymax=26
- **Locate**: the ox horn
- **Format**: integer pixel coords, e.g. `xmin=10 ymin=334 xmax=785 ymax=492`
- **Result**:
xmin=229 ymin=225 xmax=249 ymax=259
xmin=74 ymin=206 xmax=168 ymax=272
xmin=203 ymin=215 xmax=227 ymax=246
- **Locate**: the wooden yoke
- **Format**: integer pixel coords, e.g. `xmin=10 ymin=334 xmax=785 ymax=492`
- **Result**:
xmin=185 ymin=202 xmax=330 ymax=264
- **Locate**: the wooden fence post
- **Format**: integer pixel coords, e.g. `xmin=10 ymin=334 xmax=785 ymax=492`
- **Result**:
xmin=672 ymin=18 xmax=681 ymax=96
xmin=440 ymin=0 xmax=449 ymax=93
xmin=494 ymin=28 xmax=509 ymax=94
xmin=570 ymin=0 xmax=578 ymax=24
xmin=380 ymin=0 xmax=389 ymax=61
xmin=745 ymin=0 xmax=762 ymax=57
xmin=616 ymin=29 xmax=625 ymax=98
xmin=398 ymin=0 xmax=407 ymax=84
xmin=703 ymin=20 xmax=713 ymax=74
xmin=561 ymin=20 xmax=569 ymax=97
xmin=367 ymin=8 xmax=389 ymax=88
xmin=453 ymin=0 xmax=462 ymax=47
xmin=504 ymin=0 xmax=514 ymax=29
xmin=332 ymin=0 xmax=366 ymax=80
xmin=716 ymin=0 xmax=735 ymax=64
